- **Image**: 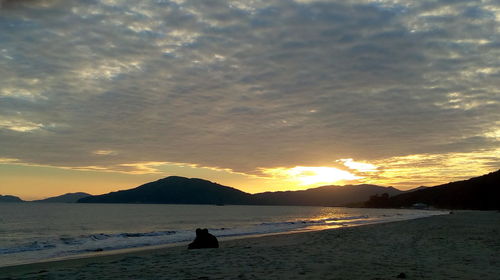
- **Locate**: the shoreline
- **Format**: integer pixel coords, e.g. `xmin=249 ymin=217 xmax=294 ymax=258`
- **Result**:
xmin=0 ymin=220 xmax=361 ymax=269
xmin=1 ymin=211 xmax=498 ymax=279
xmin=0 ymin=210 xmax=445 ymax=269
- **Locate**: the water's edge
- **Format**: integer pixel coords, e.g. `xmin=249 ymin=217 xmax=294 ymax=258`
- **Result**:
xmin=0 ymin=211 xmax=446 ymax=269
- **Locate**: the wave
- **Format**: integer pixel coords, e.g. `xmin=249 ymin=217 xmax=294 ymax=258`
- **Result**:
xmin=0 ymin=218 xmax=334 ymax=256
xmin=0 ymin=209 xmax=445 ymax=265
xmin=0 ymin=241 xmax=56 ymax=254
xmin=0 ymin=230 xmax=181 ymax=256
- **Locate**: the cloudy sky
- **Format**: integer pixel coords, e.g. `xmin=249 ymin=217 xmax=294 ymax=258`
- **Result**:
xmin=1 ymin=0 xmax=499 ymax=199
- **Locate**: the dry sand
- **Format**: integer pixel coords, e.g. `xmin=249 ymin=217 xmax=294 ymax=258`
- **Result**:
xmin=1 ymin=211 xmax=499 ymax=280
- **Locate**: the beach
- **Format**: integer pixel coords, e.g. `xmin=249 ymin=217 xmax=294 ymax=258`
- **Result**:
xmin=1 ymin=211 xmax=498 ymax=280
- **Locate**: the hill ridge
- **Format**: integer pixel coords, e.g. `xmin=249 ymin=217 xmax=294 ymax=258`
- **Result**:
xmin=78 ymin=176 xmax=401 ymax=206
xmin=33 ymin=192 xmax=91 ymax=203
xmin=365 ymin=170 xmax=500 ymax=210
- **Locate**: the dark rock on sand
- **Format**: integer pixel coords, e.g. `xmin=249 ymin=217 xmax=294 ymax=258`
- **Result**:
xmin=188 ymin=228 xmax=219 ymax=249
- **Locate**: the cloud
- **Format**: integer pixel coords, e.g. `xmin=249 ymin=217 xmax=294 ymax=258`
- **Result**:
xmin=92 ymin=150 xmax=117 ymax=156
xmin=0 ymin=0 xmax=61 ymax=9
xmin=338 ymin=159 xmax=378 ymax=172
xmin=365 ymin=148 xmax=500 ymax=187
xmin=0 ymin=0 xmax=499 ymax=181
xmin=261 ymin=166 xmax=360 ymax=186
xmin=0 ymin=117 xmax=44 ymax=132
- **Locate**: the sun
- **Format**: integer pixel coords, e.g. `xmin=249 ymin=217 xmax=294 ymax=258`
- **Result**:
xmin=263 ymin=166 xmax=361 ymax=186
xmin=288 ymin=166 xmax=360 ymax=185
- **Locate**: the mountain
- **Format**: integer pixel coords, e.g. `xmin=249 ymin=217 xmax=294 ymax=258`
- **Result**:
xmin=0 ymin=195 xmax=24 ymax=203
xmin=253 ymin=184 xmax=403 ymax=207
xmin=405 ymin=186 xmax=428 ymax=192
xmin=78 ymin=176 xmax=253 ymax=204
xmin=33 ymin=192 xmax=91 ymax=203
xmin=78 ymin=170 xmax=499 ymax=208
xmin=364 ymin=170 xmax=500 ymax=210
xmin=79 ymin=176 xmax=399 ymax=206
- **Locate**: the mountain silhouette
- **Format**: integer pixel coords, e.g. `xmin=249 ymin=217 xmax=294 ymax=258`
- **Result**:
xmin=253 ymin=184 xmax=403 ymax=206
xmin=0 ymin=195 xmax=23 ymax=203
xmin=33 ymin=192 xmax=91 ymax=203
xmin=78 ymin=176 xmax=253 ymax=205
xmin=78 ymin=176 xmax=401 ymax=206
xmin=365 ymin=170 xmax=500 ymax=210
xmin=6 ymin=170 xmax=497 ymax=209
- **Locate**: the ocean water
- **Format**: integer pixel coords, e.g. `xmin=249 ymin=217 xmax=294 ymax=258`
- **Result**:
xmin=0 ymin=203 xmax=446 ymax=267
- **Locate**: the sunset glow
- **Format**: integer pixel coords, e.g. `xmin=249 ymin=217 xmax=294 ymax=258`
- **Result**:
xmin=338 ymin=159 xmax=378 ymax=172
xmin=0 ymin=0 xmax=499 ymax=200
xmin=263 ymin=166 xmax=360 ymax=186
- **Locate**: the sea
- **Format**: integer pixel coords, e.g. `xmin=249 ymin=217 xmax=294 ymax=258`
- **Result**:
xmin=0 ymin=203 xmax=447 ymax=267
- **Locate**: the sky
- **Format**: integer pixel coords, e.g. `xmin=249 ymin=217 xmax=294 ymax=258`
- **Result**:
xmin=0 ymin=0 xmax=499 ymax=200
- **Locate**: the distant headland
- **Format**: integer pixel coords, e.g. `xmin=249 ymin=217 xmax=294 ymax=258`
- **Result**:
xmin=3 ymin=170 xmax=499 ymax=210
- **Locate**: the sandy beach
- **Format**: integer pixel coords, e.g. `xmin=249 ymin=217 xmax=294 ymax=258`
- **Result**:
xmin=1 ymin=211 xmax=499 ymax=280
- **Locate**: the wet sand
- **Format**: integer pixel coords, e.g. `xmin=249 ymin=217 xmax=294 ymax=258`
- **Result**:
xmin=1 ymin=211 xmax=499 ymax=280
